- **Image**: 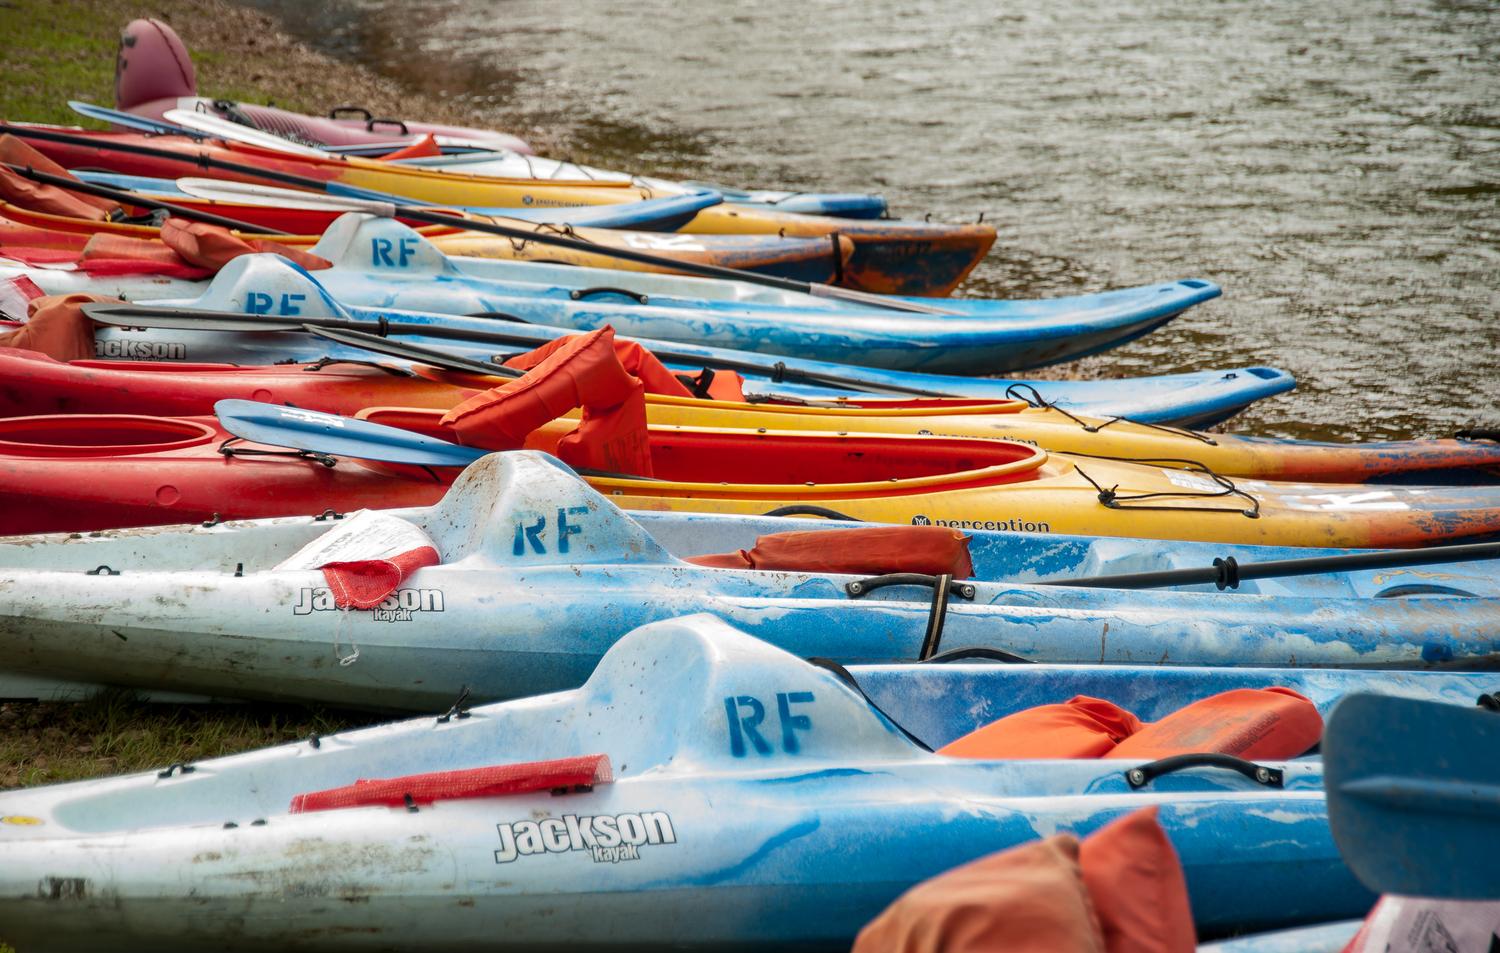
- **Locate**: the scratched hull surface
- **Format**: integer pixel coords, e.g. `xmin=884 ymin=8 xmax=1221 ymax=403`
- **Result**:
xmin=0 ymin=616 xmax=1379 ymax=950
xmin=0 ymin=453 xmax=1497 ymax=710
xmin=1 ymin=254 xmax=1292 ymax=425
xmin=117 ymin=229 xmax=1218 ymax=376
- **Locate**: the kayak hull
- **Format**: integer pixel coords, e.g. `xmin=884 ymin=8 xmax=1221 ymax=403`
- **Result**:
xmin=17 ymin=127 xmax=992 ymax=294
xmin=0 ymin=352 xmax=1490 ymax=485
xmin=0 ymin=617 xmax=1385 ymax=949
xmin=1 ymin=452 xmax=1498 ymax=712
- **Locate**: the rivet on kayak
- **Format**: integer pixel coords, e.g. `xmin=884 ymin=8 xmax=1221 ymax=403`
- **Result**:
xmin=1126 ymin=768 xmax=1146 ymax=787
xmin=85 ymin=565 xmax=120 ymax=576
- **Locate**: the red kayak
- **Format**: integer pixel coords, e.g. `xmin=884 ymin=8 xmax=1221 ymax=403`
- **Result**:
xmin=0 ymin=413 xmax=451 ymax=535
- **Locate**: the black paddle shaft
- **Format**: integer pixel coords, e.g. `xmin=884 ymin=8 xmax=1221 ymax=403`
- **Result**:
xmin=1 ymin=162 xmax=292 ymax=235
xmin=0 ymin=122 xmax=948 ymax=313
xmin=81 ymin=303 xmax=950 ymax=397
xmin=1045 ymin=540 xmax=1500 ymax=590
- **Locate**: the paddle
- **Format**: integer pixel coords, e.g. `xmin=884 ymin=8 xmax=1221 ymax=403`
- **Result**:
xmin=0 ymin=162 xmax=293 ymax=235
xmin=1325 ymin=694 xmax=1500 ymax=899
xmin=0 ymin=121 xmax=954 ymax=315
xmin=68 ymin=101 xmax=203 ymax=137
xmin=304 ymin=326 xmax=524 ymax=379
xmin=80 ymin=302 xmax=950 ymax=397
xmin=214 ymin=399 xmax=661 ymax=481
xmin=1042 ymin=541 xmax=1500 ymax=591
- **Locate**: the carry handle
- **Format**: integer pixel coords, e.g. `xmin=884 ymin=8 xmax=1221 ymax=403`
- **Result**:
xmin=1124 ymin=753 xmax=1284 ymax=790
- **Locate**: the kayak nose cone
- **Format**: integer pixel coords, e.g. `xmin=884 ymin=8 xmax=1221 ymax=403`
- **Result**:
xmin=116 ymin=18 xmax=196 ymax=111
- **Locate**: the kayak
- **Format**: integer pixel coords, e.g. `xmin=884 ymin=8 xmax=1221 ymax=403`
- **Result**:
xmin=155 ymin=103 xmax=893 ymax=219
xmin=71 ymin=170 xmax=724 ymax=232
xmin=1 ymin=450 xmax=1496 ymax=709
xmin=0 ymin=202 xmax=854 ymax=285
xmin=10 ymin=215 xmax=1219 ymax=374
xmin=12 ymin=124 xmax=996 ymax=295
xmin=225 ymin=214 xmax=1222 ymax=374
xmin=0 ymin=345 xmax=1491 ymax=486
xmin=11 ymin=123 xmax=996 ymax=294
xmin=4 ymin=387 xmax=1499 ymax=545
xmin=146 ymin=242 xmax=1214 ymax=376
xmin=110 ymin=17 xmax=534 ymax=154
xmin=2 ymin=253 xmax=1294 ymax=427
xmin=0 ymin=613 xmax=1434 ymax=949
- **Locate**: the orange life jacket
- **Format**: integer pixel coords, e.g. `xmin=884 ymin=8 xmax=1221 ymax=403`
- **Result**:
xmin=938 ymin=688 xmax=1321 ymax=762
xmin=442 ymin=326 xmax=655 ymax=477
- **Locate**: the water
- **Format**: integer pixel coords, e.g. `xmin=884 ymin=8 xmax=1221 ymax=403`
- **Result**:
xmin=246 ymin=0 xmax=1499 ymax=440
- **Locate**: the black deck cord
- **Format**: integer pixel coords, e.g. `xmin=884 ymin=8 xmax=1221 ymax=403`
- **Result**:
xmin=1004 ymin=383 xmax=1217 ymax=445
xmin=921 ymin=646 xmax=1035 ymax=665
xmin=436 ymin=685 xmax=472 ymax=724
xmin=1071 ymin=456 xmax=1261 ymax=519
xmin=217 ymin=437 xmax=337 ymax=468
xmin=299 ymin=357 xmax=415 ymax=378
xmin=760 ymin=504 xmax=864 ymax=520
xmin=805 ymin=657 xmax=933 ymax=751
xmin=1123 ymin=753 xmax=1283 ymax=789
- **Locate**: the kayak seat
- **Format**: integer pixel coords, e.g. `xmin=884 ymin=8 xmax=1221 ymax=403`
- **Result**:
xmin=685 ymin=525 xmax=974 ymax=577
xmin=289 ymin=754 xmax=613 ymax=813
xmin=938 ymin=688 xmax=1322 ymax=762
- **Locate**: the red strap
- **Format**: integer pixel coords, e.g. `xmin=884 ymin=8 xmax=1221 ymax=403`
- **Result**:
xmin=321 ymin=545 xmax=441 ymax=610
xmin=685 ymin=525 xmax=974 ymax=577
xmin=289 ymin=754 xmax=613 ymax=813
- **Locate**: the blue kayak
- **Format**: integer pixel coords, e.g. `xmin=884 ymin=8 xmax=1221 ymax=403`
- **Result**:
xmin=0 ymin=613 xmax=1453 ymax=947
xmin=1 ymin=450 xmax=1496 ymax=713
xmin=265 ymin=214 xmax=1221 ymax=374
xmin=72 ymin=170 xmax=723 ymax=232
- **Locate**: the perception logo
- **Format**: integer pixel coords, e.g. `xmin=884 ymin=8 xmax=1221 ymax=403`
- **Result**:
xmin=495 ymin=812 xmax=676 ymax=864
xmin=910 ymin=515 xmax=932 ymax=525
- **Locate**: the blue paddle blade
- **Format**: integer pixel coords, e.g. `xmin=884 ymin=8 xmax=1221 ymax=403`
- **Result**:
xmin=213 ymin=399 xmax=487 ymax=467
xmin=1325 ymin=694 xmax=1500 ymax=900
xmin=68 ymin=101 xmax=200 ymax=137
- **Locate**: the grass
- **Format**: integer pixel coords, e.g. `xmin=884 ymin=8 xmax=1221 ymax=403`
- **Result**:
xmin=0 ymin=0 xmax=464 ymax=798
xmin=0 ymin=691 xmax=374 ymax=788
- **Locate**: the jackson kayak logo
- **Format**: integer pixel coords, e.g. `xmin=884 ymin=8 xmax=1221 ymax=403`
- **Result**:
xmin=292 ymin=587 xmax=445 ymax=622
xmin=494 ymin=811 xmax=676 ymax=865
xmin=95 ymin=340 xmax=186 ymax=360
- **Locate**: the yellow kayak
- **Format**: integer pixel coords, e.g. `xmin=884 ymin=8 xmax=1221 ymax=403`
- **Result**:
xmin=363 ymin=408 xmax=1500 ymax=549
xmin=398 ymin=371 xmax=1500 ymax=486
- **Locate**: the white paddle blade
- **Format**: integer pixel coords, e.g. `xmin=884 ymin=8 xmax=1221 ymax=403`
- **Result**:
xmin=174 ymin=178 xmax=397 ymax=217
xmin=162 ymin=108 xmax=337 ymax=158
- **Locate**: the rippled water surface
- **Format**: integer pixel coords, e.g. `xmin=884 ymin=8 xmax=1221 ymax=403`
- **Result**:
xmin=249 ymin=0 xmax=1499 ymax=439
